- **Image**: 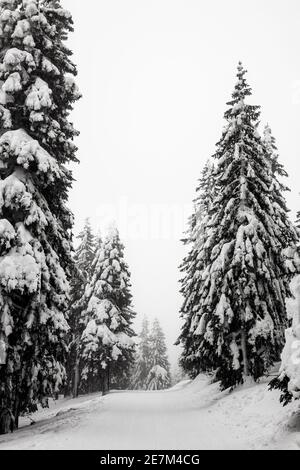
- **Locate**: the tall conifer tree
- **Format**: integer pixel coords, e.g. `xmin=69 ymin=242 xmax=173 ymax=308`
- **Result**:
xmin=177 ymin=160 xmax=216 ymax=377
xmin=65 ymin=219 xmax=96 ymax=397
xmin=147 ymin=319 xmax=171 ymax=390
xmin=80 ymin=226 xmax=136 ymax=393
xmin=0 ymin=0 xmax=80 ymax=433
xmin=130 ymin=316 xmax=151 ymax=390
xmin=178 ymin=63 xmax=298 ymax=389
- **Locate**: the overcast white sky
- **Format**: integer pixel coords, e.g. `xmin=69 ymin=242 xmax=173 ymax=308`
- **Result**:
xmin=62 ymin=0 xmax=300 ymax=367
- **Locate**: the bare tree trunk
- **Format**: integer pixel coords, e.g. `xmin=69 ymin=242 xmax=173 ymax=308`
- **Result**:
xmin=0 ymin=408 xmax=15 ymax=435
xmin=102 ymin=369 xmax=110 ymax=396
xmin=73 ymin=358 xmax=80 ymax=398
xmin=241 ymin=329 xmax=249 ymax=376
xmin=88 ymin=367 xmax=92 ymax=394
xmin=97 ymin=365 xmax=102 ymax=392
xmin=107 ymin=365 xmax=110 ymax=393
xmin=101 ymin=373 xmax=106 ymax=395
xmin=13 ymin=395 xmax=19 ymax=430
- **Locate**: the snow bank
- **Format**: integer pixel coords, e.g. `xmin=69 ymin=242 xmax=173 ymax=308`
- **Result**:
xmin=169 ymin=379 xmax=191 ymax=391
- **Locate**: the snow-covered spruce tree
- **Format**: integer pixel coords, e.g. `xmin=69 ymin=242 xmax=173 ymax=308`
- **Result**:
xmin=65 ymin=219 xmax=96 ymax=397
xmin=0 ymin=0 xmax=80 ymax=433
xmin=269 ymin=272 xmax=300 ymax=405
xmin=146 ymin=319 xmax=171 ymax=390
xmin=178 ymin=63 xmax=298 ymax=390
xmin=269 ymin=216 xmax=300 ymax=403
xmin=263 ymin=123 xmax=299 ymax=328
xmin=265 ymin=123 xmax=300 ymax=405
xmin=177 ymin=160 xmax=216 ymax=377
xmin=80 ymin=226 xmax=136 ymax=394
xmin=130 ymin=316 xmax=151 ymax=390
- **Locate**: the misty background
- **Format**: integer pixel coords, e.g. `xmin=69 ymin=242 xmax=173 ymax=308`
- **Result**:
xmin=62 ymin=0 xmax=300 ymax=368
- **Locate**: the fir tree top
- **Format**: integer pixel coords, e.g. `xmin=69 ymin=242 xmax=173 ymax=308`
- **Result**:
xmin=224 ymin=62 xmax=260 ymax=122
xmin=75 ymin=218 xmax=96 ymax=282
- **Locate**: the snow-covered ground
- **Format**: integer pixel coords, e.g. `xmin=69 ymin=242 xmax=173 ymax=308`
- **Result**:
xmin=0 ymin=375 xmax=300 ymax=450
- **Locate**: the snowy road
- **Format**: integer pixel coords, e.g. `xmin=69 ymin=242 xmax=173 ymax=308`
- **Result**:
xmin=0 ymin=375 xmax=299 ymax=450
